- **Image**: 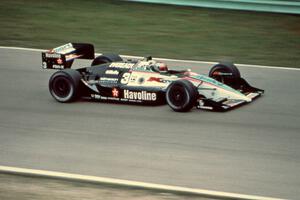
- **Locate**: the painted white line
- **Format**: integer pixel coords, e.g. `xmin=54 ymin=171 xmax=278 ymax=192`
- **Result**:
xmin=236 ymin=63 xmax=300 ymax=71
xmin=121 ymin=55 xmax=300 ymax=71
xmin=0 ymin=45 xmax=299 ymax=71
xmin=0 ymin=46 xmax=44 ymax=52
xmin=0 ymin=165 xmax=285 ymax=200
xmin=118 ymin=54 xmax=217 ymax=65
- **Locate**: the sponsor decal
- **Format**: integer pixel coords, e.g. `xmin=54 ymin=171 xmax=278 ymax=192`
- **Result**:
xmin=91 ymin=94 xmax=101 ymax=99
xmin=148 ymin=77 xmax=171 ymax=83
xmin=91 ymin=94 xmax=108 ymax=100
xmin=129 ymin=75 xmax=137 ymax=83
xmin=53 ymin=43 xmax=75 ymax=54
xmin=138 ymin=77 xmax=145 ymax=84
xmin=223 ymin=99 xmax=244 ymax=107
xmin=87 ymin=80 xmax=98 ymax=84
xmin=99 ymin=77 xmax=118 ymax=84
xmin=124 ymin=90 xmax=157 ymax=101
xmin=57 ymin=58 xmax=63 ymax=65
xmin=45 ymin=53 xmax=61 ymax=58
xmin=109 ymin=62 xmax=135 ymax=69
xmin=65 ymin=54 xmax=82 ymax=60
xmin=212 ymin=72 xmax=233 ymax=76
xmin=112 ymin=88 xmax=119 ymax=97
xmin=108 ymin=97 xmax=119 ymax=100
xmin=148 ymin=77 xmax=162 ymax=82
xmin=52 ymin=65 xmax=64 ymax=69
xmin=106 ymin=70 xmax=119 ymax=75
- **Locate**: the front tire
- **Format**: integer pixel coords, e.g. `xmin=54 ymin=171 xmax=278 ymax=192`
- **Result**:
xmin=49 ymin=69 xmax=81 ymax=102
xmin=166 ymin=80 xmax=198 ymax=112
xmin=209 ymin=62 xmax=241 ymax=87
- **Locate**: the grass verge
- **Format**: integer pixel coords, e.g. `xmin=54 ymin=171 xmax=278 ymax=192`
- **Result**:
xmin=0 ymin=0 xmax=299 ymax=67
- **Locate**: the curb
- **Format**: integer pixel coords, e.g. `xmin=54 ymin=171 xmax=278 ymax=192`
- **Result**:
xmin=0 ymin=166 xmax=285 ymax=200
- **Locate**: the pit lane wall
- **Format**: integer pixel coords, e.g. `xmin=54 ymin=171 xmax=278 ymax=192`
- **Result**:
xmin=125 ymin=0 xmax=300 ymax=14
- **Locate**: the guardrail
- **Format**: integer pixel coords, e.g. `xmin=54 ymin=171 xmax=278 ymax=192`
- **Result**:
xmin=126 ymin=0 xmax=300 ymax=14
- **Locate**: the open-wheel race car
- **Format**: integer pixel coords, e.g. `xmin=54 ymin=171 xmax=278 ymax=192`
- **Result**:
xmin=42 ymin=43 xmax=264 ymax=112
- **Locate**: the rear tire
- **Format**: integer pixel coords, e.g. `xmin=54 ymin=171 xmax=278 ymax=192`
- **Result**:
xmin=49 ymin=69 xmax=81 ymax=102
xmin=166 ymin=80 xmax=198 ymax=112
xmin=209 ymin=62 xmax=240 ymax=86
xmin=91 ymin=54 xmax=123 ymax=66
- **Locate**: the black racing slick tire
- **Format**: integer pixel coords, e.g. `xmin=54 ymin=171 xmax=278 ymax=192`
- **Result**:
xmin=166 ymin=80 xmax=198 ymax=112
xmin=208 ymin=62 xmax=241 ymax=86
xmin=91 ymin=54 xmax=123 ymax=66
xmin=49 ymin=69 xmax=81 ymax=103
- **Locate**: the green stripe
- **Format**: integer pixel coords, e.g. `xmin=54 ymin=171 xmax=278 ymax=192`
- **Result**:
xmin=126 ymin=0 xmax=300 ymax=14
xmin=191 ymin=75 xmax=243 ymax=96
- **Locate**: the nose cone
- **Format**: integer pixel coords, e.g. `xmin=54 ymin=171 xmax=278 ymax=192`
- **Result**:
xmin=242 ymin=95 xmax=252 ymax=102
xmin=226 ymin=89 xmax=252 ymax=102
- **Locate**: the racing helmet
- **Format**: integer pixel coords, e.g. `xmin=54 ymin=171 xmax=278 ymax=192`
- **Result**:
xmin=151 ymin=62 xmax=168 ymax=72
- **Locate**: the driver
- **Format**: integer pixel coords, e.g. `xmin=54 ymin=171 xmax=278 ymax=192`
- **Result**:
xmin=150 ymin=62 xmax=168 ymax=73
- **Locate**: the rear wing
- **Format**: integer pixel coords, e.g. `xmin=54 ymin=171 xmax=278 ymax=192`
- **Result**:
xmin=42 ymin=43 xmax=95 ymax=69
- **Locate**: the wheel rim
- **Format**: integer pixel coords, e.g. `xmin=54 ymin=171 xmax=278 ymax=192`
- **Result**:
xmin=52 ymin=77 xmax=71 ymax=98
xmin=168 ymin=85 xmax=187 ymax=107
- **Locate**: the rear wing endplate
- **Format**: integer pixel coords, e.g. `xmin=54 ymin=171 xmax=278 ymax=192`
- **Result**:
xmin=42 ymin=43 xmax=95 ymax=69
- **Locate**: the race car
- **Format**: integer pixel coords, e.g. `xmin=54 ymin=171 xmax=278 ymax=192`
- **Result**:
xmin=42 ymin=43 xmax=264 ymax=112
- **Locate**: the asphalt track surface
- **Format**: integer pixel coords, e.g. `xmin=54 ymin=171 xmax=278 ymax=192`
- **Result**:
xmin=0 ymin=48 xmax=299 ymax=199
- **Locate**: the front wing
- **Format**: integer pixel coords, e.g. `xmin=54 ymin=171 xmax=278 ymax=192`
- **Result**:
xmin=197 ymin=78 xmax=264 ymax=111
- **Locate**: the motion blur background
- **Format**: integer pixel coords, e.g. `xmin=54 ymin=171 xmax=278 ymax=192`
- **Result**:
xmin=0 ymin=0 xmax=299 ymax=67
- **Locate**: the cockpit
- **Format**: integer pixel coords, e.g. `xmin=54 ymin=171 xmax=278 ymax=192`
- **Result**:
xmin=133 ymin=56 xmax=169 ymax=73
